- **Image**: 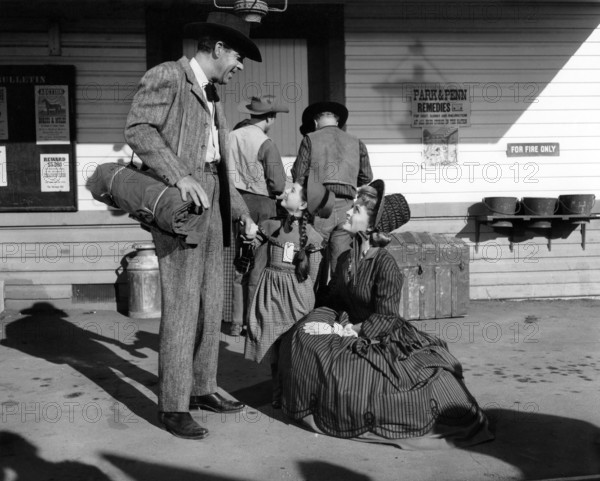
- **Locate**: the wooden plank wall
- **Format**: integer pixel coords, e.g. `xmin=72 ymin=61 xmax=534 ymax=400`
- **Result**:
xmin=344 ymin=1 xmax=600 ymax=202
xmin=0 ymin=5 xmax=148 ymax=212
xmin=0 ymin=5 xmax=150 ymax=309
xmin=1 ymin=1 xmax=599 ymax=308
xmin=344 ymin=1 xmax=600 ymax=299
xmin=0 ymin=211 xmax=152 ymax=310
xmin=218 ymin=38 xmax=310 ymax=158
xmin=400 ymin=203 xmax=600 ymax=300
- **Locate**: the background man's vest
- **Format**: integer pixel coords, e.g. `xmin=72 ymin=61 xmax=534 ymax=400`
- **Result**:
xmin=307 ymin=127 xmax=360 ymax=188
xmin=229 ymin=125 xmax=271 ymax=196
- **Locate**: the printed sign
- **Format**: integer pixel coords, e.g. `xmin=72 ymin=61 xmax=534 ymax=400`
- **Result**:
xmin=0 ymin=146 xmax=6 ymax=187
xmin=412 ymin=85 xmax=471 ymax=127
xmin=0 ymin=87 xmax=7 ymax=140
xmin=35 ymin=85 xmax=70 ymax=144
xmin=422 ymin=127 xmax=458 ymax=166
xmin=40 ymin=153 xmax=70 ymax=192
xmin=507 ymin=143 xmax=560 ymax=157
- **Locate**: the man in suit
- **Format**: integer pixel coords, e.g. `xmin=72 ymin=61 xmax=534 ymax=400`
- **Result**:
xmin=124 ymin=12 xmax=261 ymax=440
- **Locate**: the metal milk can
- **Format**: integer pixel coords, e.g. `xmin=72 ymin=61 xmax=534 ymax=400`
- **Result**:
xmin=127 ymin=242 xmax=161 ymax=319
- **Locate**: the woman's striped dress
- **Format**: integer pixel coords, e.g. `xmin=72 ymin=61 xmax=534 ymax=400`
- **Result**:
xmin=278 ymin=246 xmax=493 ymax=449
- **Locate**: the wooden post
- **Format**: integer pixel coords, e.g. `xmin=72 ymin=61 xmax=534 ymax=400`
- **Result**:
xmin=48 ymin=21 xmax=61 ymax=56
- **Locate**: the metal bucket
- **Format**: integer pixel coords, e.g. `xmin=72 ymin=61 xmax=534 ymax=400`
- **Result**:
xmin=127 ymin=242 xmax=161 ymax=319
xmin=482 ymin=197 xmax=519 ymax=227
xmin=558 ymin=194 xmax=596 ymax=224
xmin=482 ymin=197 xmax=519 ymax=214
xmin=558 ymin=194 xmax=595 ymax=215
xmin=521 ymin=197 xmax=558 ymax=228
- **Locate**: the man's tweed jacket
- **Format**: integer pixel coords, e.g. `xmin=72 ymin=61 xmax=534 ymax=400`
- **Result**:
xmin=124 ymin=56 xmax=249 ymax=244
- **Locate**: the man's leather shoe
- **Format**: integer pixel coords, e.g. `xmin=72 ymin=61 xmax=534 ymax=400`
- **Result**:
xmin=158 ymin=412 xmax=209 ymax=440
xmin=190 ymin=393 xmax=245 ymax=413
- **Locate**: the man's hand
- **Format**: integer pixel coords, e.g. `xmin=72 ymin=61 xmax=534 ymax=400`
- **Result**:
xmin=175 ymin=175 xmax=210 ymax=210
xmin=240 ymin=214 xmax=258 ymax=239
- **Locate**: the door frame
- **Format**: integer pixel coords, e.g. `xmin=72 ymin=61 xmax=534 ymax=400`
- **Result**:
xmin=145 ymin=4 xmax=345 ymax=106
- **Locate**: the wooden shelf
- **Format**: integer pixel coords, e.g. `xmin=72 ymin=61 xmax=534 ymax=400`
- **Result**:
xmin=475 ymin=213 xmax=600 ymax=252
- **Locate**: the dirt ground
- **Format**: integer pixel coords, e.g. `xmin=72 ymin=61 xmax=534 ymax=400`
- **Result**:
xmin=1 ymin=299 xmax=599 ymax=481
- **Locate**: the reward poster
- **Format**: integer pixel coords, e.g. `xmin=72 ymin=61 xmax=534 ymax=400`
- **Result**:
xmin=40 ymin=153 xmax=70 ymax=192
xmin=35 ymin=85 xmax=70 ymax=144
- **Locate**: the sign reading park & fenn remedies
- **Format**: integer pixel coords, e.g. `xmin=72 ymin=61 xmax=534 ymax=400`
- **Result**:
xmin=507 ymin=143 xmax=560 ymax=157
xmin=411 ymin=85 xmax=471 ymax=127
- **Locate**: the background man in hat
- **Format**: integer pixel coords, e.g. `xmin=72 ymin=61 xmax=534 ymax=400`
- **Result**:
xmin=225 ymin=96 xmax=288 ymax=336
xmin=292 ymin=101 xmax=373 ymax=284
xmin=124 ymin=12 xmax=261 ymax=440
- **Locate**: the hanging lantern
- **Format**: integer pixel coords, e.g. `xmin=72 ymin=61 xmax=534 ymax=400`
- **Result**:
xmin=213 ymin=0 xmax=288 ymax=23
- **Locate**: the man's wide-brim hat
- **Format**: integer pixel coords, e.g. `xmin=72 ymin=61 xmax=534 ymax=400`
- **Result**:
xmin=238 ymin=96 xmax=289 ymax=115
xmin=305 ymin=172 xmax=335 ymax=218
xmin=299 ymin=101 xmax=349 ymax=135
xmin=360 ymin=179 xmax=411 ymax=233
xmin=183 ymin=12 xmax=262 ymax=62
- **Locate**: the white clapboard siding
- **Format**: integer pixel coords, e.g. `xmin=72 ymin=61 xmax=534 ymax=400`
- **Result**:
xmin=345 ymin=2 xmax=600 ymax=209
xmin=0 ymin=212 xmax=152 ymax=308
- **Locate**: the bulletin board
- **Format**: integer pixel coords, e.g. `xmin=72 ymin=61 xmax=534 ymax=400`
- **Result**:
xmin=0 ymin=65 xmax=77 ymax=212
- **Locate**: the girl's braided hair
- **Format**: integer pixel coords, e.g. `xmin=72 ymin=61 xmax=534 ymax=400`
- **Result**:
xmin=292 ymin=209 xmax=312 ymax=282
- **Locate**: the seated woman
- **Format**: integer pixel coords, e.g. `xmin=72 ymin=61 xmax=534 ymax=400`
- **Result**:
xmin=277 ymin=180 xmax=494 ymax=449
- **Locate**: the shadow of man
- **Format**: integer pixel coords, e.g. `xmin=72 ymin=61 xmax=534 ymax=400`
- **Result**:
xmin=467 ymin=408 xmax=600 ymax=479
xmin=216 ymin=339 xmax=291 ymax=426
xmin=103 ymin=453 xmax=252 ymax=481
xmin=0 ymin=431 xmax=111 ymax=481
xmin=0 ymin=302 xmax=159 ymax=426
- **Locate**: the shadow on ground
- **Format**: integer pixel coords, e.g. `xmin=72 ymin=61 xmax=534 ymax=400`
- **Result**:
xmin=102 ymin=454 xmax=373 ymax=481
xmin=0 ymin=302 xmax=159 ymax=426
xmin=468 ymin=408 xmax=600 ymax=479
xmin=0 ymin=431 xmax=111 ymax=481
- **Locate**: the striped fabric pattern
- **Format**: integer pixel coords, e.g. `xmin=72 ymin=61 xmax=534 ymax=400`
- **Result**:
xmin=278 ymin=247 xmax=491 ymax=445
xmin=222 ymin=229 xmax=236 ymax=324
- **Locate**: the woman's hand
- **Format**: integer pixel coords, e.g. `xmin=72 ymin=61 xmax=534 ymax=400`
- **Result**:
xmin=342 ymin=324 xmax=359 ymax=338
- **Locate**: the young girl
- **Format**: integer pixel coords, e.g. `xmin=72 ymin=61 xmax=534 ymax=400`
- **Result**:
xmin=244 ymin=175 xmax=334 ymax=406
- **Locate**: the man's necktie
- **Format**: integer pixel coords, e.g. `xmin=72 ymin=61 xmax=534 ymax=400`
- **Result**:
xmin=204 ymin=83 xmax=219 ymax=102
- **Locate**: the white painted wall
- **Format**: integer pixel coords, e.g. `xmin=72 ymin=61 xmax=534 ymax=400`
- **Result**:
xmin=344 ymin=3 xmax=600 ymax=205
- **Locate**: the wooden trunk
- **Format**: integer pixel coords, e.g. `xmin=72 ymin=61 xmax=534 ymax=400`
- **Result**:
xmin=386 ymin=232 xmax=470 ymax=320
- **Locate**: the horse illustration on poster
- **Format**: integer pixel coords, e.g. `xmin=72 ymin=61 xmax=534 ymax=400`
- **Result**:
xmin=42 ymin=98 xmax=64 ymax=115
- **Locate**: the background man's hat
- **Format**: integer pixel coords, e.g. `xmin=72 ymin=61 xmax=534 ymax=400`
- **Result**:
xmin=238 ymin=96 xmax=289 ymax=115
xmin=183 ymin=12 xmax=262 ymax=62
xmin=299 ymin=101 xmax=349 ymax=135
xmin=305 ymin=172 xmax=335 ymax=218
